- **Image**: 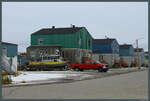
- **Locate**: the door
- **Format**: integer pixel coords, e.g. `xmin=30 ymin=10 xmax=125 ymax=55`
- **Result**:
xmin=84 ymin=60 xmax=91 ymax=69
xmin=91 ymin=60 xmax=97 ymax=69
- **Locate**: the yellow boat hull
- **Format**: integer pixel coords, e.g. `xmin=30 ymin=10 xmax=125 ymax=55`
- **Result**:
xmin=29 ymin=61 xmax=66 ymax=66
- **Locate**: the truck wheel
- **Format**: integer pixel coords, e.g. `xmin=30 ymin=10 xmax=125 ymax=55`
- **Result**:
xmin=80 ymin=69 xmax=84 ymax=72
xmin=74 ymin=66 xmax=80 ymax=71
xmin=103 ymin=69 xmax=108 ymax=72
xmin=98 ymin=67 xmax=103 ymax=72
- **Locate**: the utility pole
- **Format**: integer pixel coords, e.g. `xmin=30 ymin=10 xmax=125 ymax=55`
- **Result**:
xmin=136 ymin=37 xmax=144 ymax=70
xmin=136 ymin=39 xmax=140 ymax=70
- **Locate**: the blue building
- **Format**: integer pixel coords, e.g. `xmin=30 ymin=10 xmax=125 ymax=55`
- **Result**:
xmin=119 ymin=44 xmax=134 ymax=56
xmin=92 ymin=38 xmax=120 ymax=66
xmin=2 ymin=42 xmax=18 ymax=57
xmin=1 ymin=42 xmax=18 ymax=72
xmin=119 ymin=44 xmax=135 ymax=67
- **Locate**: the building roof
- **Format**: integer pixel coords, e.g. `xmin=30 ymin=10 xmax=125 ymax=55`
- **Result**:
xmin=31 ymin=27 xmax=84 ymax=35
xmin=93 ymin=38 xmax=116 ymax=44
xmin=119 ymin=44 xmax=133 ymax=49
xmin=134 ymin=48 xmax=144 ymax=52
xmin=2 ymin=42 xmax=17 ymax=46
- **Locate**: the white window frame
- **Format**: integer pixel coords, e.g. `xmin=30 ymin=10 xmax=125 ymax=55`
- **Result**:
xmin=38 ymin=38 xmax=44 ymax=45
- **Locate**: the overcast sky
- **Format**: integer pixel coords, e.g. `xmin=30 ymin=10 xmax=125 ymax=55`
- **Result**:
xmin=2 ymin=2 xmax=148 ymax=52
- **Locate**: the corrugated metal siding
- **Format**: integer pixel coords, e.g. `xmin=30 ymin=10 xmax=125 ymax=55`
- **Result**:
xmin=31 ymin=33 xmax=78 ymax=48
xmin=92 ymin=39 xmax=119 ymax=54
xmin=92 ymin=44 xmax=112 ymax=53
xmin=31 ymin=28 xmax=93 ymax=50
xmin=129 ymin=47 xmax=134 ymax=56
xmin=111 ymin=40 xmax=119 ymax=54
xmin=120 ymin=47 xmax=134 ymax=56
xmin=119 ymin=49 xmax=129 ymax=56
xmin=76 ymin=28 xmax=92 ymax=50
xmin=2 ymin=44 xmax=18 ymax=57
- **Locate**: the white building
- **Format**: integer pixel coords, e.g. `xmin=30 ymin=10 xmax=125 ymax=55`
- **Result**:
xmin=134 ymin=48 xmax=145 ymax=66
xmin=1 ymin=42 xmax=18 ymax=74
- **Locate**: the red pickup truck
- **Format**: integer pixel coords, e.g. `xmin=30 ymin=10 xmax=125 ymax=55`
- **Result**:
xmin=71 ymin=60 xmax=109 ymax=72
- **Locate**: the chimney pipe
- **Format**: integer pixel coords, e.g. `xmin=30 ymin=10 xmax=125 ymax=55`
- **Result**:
xmin=72 ymin=25 xmax=75 ymax=28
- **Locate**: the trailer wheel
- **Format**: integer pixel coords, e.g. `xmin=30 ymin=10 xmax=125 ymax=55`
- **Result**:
xmin=39 ymin=68 xmax=43 ymax=71
xmin=64 ymin=65 xmax=70 ymax=71
xmin=61 ymin=66 xmax=67 ymax=71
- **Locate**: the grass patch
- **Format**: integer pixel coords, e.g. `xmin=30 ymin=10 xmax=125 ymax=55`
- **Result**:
xmin=20 ymin=80 xmax=26 ymax=83
xmin=2 ymin=75 xmax=12 ymax=84
xmin=14 ymin=71 xmax=21 ymax=77
xmin=2 ymin=70 xmax=9 ymax=76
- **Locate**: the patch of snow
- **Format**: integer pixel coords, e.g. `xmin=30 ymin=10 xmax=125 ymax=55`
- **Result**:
xmin=107 ymin=71 xmax=111 ymax=73
xmin=11 ymin=72 xmax=79 ymax=83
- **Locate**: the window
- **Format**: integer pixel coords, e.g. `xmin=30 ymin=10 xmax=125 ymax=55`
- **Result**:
xmin=30 ymin=51 xmax=36 ymax=58
xmin=55 ymin=49 xmax=60 ymax=55
xmin=2 ymin=47 xmax=7 ymax=56
xmin=91 ymin=61 xmax=95 ymax=64
xmin=62 ymin=51 xmax=64 ymax=58
xmin=38 ymin=39 xmax=43 ymax=45
xmin=45 ymin=50 xmax=48 ymax=54
xmin=78 ymin=38 xmax=81 ymax=46
xmin=86 ymin=61 xmax=90 ymax=64
xmin=99 ymin=55 xmax=103 ymax=61
xmin=39 ymin=50 xmax=43 ymax=54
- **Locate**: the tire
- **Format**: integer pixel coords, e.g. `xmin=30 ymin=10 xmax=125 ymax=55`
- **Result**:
xmin=74 ymin=66 xmax=80 ymax=71
xmin=103 ymin=69 xmax=108 ymax=72
xmin=62 ymin=66 xmax=68 ymax=71
xmin=98 ymin=67 xmax=103 ymax=72
xmin=65 ymin=65 xmax=70 ymax=71
xmin=80 ymin=69 xmax=84 ymax=72
xmin=40 ymin=68 xmax=43 ymax=71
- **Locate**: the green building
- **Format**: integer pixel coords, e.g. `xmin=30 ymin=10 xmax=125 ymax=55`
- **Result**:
xmin=144 ymin=51 xmax=148 ymax=67
xmin=27 ymin=26 xmax=93 ymax=63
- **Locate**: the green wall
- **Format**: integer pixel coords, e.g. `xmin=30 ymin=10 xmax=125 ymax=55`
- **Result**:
xmin=31 ymin=28 xmax=92 ymax=50
xmin=76 ymin=28 xmax=92 ymax=50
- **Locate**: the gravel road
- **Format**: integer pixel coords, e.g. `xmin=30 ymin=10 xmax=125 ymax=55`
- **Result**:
xmin=2 ymin=70 xmax=148 ymax=99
